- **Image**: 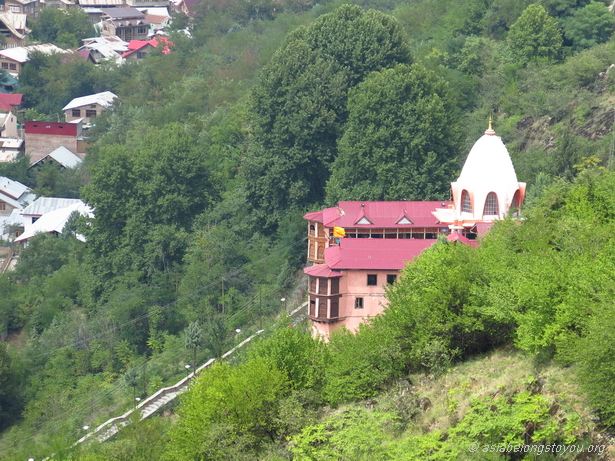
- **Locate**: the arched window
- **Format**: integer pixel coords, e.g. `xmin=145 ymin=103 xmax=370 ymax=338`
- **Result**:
xmin=461 ymin=190 xmax=472 ymax=213
xmin=483 ymin=192 xmax=499 ymax=216
xmin=510 ymin=190 xmax=521 ymax=216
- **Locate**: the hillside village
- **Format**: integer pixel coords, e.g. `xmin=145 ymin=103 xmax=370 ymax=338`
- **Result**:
xmin=0 ymin=0 xmax=613 ymax=459
xmin=0 ymin=0 xmax=184 ymax=255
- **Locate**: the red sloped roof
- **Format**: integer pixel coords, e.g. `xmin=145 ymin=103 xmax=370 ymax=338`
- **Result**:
xmin=303 ymin=210 xmax=323 ymax=222
xmin=122 ymin=37 xmax=173 ymax=58
xmin=303 ymin=264 xmax=342 ymax=278
xmin=324 ymin=238 xmax=437 ymax=270
xmin=447 ymin=233 xmax=478 ymax=247
xmin=0 ymin=93 xmax=23 ymax=112
xmin=317 ymin=201 xmax=451 ymax=229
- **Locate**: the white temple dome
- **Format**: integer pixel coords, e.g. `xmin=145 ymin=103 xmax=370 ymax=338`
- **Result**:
xmin=448 ymin=124 xmax=526 ymax=221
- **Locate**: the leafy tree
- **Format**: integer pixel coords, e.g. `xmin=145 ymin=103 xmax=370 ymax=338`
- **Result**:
xmin=326 ymin=64 xmax=459 ymax=202
xmin=0 ymin=342 xmax=22 ymax=430
xmin=31 ymin=8 xmax=95 ymax=48
xmin=165 ymin=358 xmax=289 ymax=460
xmin=184 ymin=321 xmax=203 ymax=372
xmin=83 ymin=123 xmax=217 ymax=281
xmin=507 ymin=4 xmax=563 ymax=63
xmin=562 ymin=1 xmax=615 ymax=50
xmin=243 ymin=4 xmax=410 ymax=228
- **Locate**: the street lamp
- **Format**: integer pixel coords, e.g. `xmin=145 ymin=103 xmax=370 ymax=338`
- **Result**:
xmin=185 ymin=364 xmax=191 ymax=378
xmin=135 ymin=397 xmax=141 ymax=408
xmin=235 ymin=328 xmax=241 ymax=334
xmin=281 ymin=297 xmax=287 ymax=314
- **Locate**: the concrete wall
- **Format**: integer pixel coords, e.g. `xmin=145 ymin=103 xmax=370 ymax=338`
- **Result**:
xmin=25 ymin=133 xmax=78 ymax=164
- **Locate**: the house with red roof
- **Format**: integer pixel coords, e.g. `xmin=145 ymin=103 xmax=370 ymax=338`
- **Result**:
xmin=0 ymin=93 xmax=22 ymax=113
xmin=304 ymin=121 xmax=526 ymax=339
xmin=122 ymin=36 xmax=171 ymax=60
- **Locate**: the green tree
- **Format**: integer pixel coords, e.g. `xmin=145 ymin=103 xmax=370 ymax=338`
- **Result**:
xmin=507 ymin=4 xmax=563 ymax=63
xmin=83 ymin=123 xmax=217 ymax=282
xmin=165 ymin=358 xmax=289 ymax=459
xmin=31 ymin=8 xmax=95 ymax=48
xmin=243 ymin=4 xmax=410 ymax=228
xmin=326 ymin=64 xmax=459 ymax=203
xmin=184 ymin=321 xmax=203 ymax=372
xmin=563 ymin=1 xmax=615 ymax=50
xmin=0 ymin=342 xmax=22 ymax=430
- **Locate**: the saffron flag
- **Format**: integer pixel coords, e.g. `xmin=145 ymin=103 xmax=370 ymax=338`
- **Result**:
xmin=333 ymin=227 xmax=346 ymax=238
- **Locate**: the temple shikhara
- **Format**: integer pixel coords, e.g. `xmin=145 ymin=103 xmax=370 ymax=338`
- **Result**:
xmin=303 ymin=122 xmax=526 ymax=339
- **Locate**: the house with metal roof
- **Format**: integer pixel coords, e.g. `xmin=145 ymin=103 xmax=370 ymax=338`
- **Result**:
xmin=0 ymin=176 xmax=34 ymax=219
xmin=0 ymin=43 xmax=69 ymax=76
xmin=16 ymin=200 xmax=93 ymax=244
xmin=0 ymin=11 xmax=28 ymax=49
xmin=63 ymin=91 xmax=117 ymax=124
xmin=99 ymin=7 xmax=150 ymax=42
xmin=29 ymin=146 xmax=83 ymax=170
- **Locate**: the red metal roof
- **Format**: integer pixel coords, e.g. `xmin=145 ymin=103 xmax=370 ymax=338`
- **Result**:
xmin=313 ymin=201 xmax=451 ymax=229
xmin=447 ymin=233 xmax=478 ymax=247
xmin=0 ymin=93 xmax=22 ymax=112
xmin=122 ymin=37 xmax=173 ymax=58
xmin=25 ymin=121 xmax=77 ymax=136
xmin=304 ymin=210 xmax=323 ymax=222
xmin=324 ymin=238 xmax=437 ymax=270
xmin=303 ymin=264 xmax=342 ymax=278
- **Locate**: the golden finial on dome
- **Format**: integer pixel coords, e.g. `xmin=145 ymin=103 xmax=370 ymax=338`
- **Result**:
xmin=485 ymin=114 xmax=496 ymax=135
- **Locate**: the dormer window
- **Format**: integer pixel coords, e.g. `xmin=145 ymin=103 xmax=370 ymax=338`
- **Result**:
xmin=397 ymin=216 xmax=412 ymax=225
xmin=356 ymin=216 xmax=372 ymax=225
xmin=483 ymin=192 xmax=499 ymax=216
xmin=461 ymin=190 xmax=472 ymax=213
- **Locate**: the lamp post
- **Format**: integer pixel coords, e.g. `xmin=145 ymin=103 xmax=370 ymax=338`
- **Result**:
xmin=135 ymin=397 xmax=141 ymax=408
xmin=280 ymin=297 xmax=287 ymax=315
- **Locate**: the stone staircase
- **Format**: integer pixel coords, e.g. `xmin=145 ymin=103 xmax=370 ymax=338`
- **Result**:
xmin=74 ymin=301 xmax=308 ymax=447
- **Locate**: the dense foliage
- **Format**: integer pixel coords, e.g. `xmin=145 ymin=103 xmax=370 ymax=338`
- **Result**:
xmin=0 ymin=0 xmax=613 ymax=458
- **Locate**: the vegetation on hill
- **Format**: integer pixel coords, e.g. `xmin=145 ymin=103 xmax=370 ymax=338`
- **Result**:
xmin=0 ymin=0 xmax=613 ymax=459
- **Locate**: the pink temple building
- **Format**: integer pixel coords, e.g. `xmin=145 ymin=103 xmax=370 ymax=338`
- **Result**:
xmin=304 ymin=122 xmax=526 ymax=339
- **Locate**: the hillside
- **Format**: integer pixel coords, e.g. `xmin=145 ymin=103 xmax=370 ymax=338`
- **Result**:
xmin=0 ymin=0 xmax=613 ymax=459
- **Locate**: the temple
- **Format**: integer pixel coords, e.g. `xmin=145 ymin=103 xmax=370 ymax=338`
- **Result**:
xmin=303 ymin=122 xmax=526 ymax=339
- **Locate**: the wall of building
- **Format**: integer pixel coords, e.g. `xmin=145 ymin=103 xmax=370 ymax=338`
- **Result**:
xmin=0 ymin=57 xmax=20 ymax=74
xmin=310 ymin=268 xmax=398 ymax=339
xmin=64 ymin=103 xmax=106 ymax=123
xmin=25 ymin=133 xmax=78 ymax=164
xmin=0 ymin=197 xmax=16 ymax=216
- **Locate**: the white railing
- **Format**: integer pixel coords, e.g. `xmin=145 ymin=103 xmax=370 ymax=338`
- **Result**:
xmin=73 ymin=301 xmax=308 ymax=446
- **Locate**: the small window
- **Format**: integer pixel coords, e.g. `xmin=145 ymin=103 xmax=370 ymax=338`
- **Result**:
xmin=1 ymin=63 xmax=8 ymax=69
xmin=72 ymin=109 xmax=81 ymax=117
xmin=387 ymin=274 xmax=397 ymax=284
xmin=9 ymin=63 xmax=16 ymax=70
xmin=367 ymin=274 xmax=377 ymax=286
xmin=85 ymin=109 xmax=97 ymax=118
xmin=137 ymin=51 xmax=147 ymax=59
xmin=309 ymin=224 xmax=315 ymax=235
xmin=483 ymin=192 xmax=499 ymax=216
xmin=0 ymin=202 xmax=6 ymax=211
xmin=354 ymin=297 xmax=364 ymax=309
xmin=461 ymin=190 xmax=472 ymax=213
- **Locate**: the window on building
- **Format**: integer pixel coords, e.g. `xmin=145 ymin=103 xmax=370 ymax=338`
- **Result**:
xmin=1 ymin=63 xmax=8 ymax=69
xmin=461 ymin=190 xmax=472 ymax=213
xmin=0 ymin=202 xmax=6 ymax=211
xmin=483 ymin=192 xmax=499 ymax=216
xmin=330 ymin=278 xmax=339 ymax=295
xmin=367 ymin=274 xmax=377 ymax=286
xmin=137 ymin=26 xmax=147 ymax=34
xmin=9 ymin=63 xmax=16 ymax=70
xmin=72 ymin=109 xmax=81 ymax=117
xmin=510 ymin=189 xmax=521 ymax=217
xmin=354 ymin=297 xmax=364 ymax=309
xmin=137 ymin=51 xmax=147 ymax=59
xmin=309 ymin=223 xmax=315 ymax=236
xmin=85 ymin=109 xmax=97 ymax=118
xmin=32 ymin=216 xmax=38 ymax=223
xmin=387 ymin=274 xmax=397 ymax=284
